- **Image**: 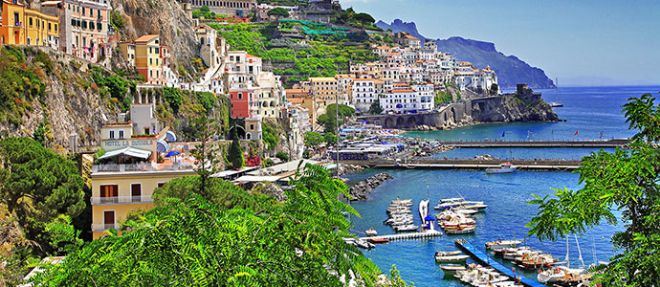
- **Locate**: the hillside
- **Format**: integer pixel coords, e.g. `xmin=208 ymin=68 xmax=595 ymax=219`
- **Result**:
xmin=376 ymin=19 xmax=556 ymax=89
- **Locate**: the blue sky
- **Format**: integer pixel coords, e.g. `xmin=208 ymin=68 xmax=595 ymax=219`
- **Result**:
xmin=340 ymin=0 xmax=660 ymax=87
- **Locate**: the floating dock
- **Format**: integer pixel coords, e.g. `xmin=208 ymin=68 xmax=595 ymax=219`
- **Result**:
xmin=359 ymin=230 xmax=442 ymax=242
xmin=455 ymin=239 xmax=547 ymax=287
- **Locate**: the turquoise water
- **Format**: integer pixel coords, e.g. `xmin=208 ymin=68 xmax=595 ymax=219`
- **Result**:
xmin=348 ymin=169 xmax=622 ymax=287
xmin=348 ymin=86 xmax=659 ymax=286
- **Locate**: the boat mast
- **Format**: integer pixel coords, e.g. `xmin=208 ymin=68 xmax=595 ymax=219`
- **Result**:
xmin=592 ymin=236 xmax=598 ymax=265
xmin=565 ymin=236 xmax=570 ymax=268
xmin=574 ymin=234 xmax=585 ymax=268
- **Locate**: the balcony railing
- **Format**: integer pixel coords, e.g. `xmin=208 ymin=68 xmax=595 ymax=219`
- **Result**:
xmin=92 ymin=162 xmax=195 ymax=173
xmin=91 ymin=196 xmax=154 ymax=205
xmin=91 ymin=223 xmax=119 ymax=232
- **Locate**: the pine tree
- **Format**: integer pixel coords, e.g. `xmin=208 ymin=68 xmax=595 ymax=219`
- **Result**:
xmin=228 ymin=128 xmax=244 ymax=170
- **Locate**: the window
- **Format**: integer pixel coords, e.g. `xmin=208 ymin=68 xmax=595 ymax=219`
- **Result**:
xmin=99 ymin=185 xmax=118 ymax=204
xmin=103 ymin=211 xmax=115 ymax=228
xmin=48 ymin=23 xmax=51 ymax=31
xmin=118 ymin=130 xmax=124 ymax=139
xmin=157 ymin=183 xmax=165 ymax=188
xmin=29 ymin=17 xmax=33 ymax=27
xmin=13 ymin=13 xmax=19 ymax=26
xmin=131 ymin=184 xmax=141 ymax=202
xmin=109 ymin=130 xmax=115 ymax=139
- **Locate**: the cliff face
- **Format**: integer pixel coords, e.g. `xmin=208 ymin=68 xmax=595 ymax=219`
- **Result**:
xmin=111 ymin=0 xmax=202 ymax=80
xmin=376 ymin=19 xmax=556 ymax=89
xmin=0 ymin=47 xmax=122 ymax=149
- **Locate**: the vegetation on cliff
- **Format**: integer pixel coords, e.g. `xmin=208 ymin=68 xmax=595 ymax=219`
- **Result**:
xmin=527 ymin=94 xmax=659 ymax=286
xmin=32 ymin=164 xmax=395 ymax=286
xmin=0 ymin=46 xmax=48 ymax=126
xmin=212 ymin=22 xmax=378 ymax=86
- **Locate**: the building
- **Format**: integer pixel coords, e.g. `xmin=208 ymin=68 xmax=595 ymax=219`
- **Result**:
xmin=286 ymin=105 xmax=310 ymax=159
xmin=186 ymin=0 xmax=256 ymax=17
xmin=195 ymin=24 xmax=225 ymax=72
xmin=351 ymin=79 xmax=377 ymax=113
xmin=394 ymin=32 xmax=421 ymax=48
xmin=92 ymin=112 xmax=194 ymax=239
xmin=120 ymin=35 xmax=169 ymax=85
xmin=308 ymin=77 xmax=338 ymax=126
xmin=41 ymin=0 xmax=111 ymax=63
xmin=228 ymin=88 xmax=257 ymax=119
xmin=380 ymin=83 xmax=434 ymax=114
xmin=1 ymin=0 xmax=59 ymax=48
xmin=256 ymin=3 xmax=298 ymax=21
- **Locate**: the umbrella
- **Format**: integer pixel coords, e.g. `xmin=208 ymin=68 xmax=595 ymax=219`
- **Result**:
xmin=165 ymin=151 xmax=180 ymax=158
xmin=424 ymin=215 xmax=436 ymax=221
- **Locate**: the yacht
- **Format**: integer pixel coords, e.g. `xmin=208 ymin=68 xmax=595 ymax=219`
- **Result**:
xmin=486 ymin=162 xmax=517 ymax=174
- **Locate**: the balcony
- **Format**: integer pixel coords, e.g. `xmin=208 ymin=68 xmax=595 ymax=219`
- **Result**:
xmin=92 ymin=162 xmax=195 ymax=174
xmin=91 ymin=223 xmax=120 ymax=232
xmin=91 ymin=195 xmax=154 ymax=205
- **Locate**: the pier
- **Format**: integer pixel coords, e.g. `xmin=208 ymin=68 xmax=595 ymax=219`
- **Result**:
xmin=343 ymin=159 xmax=582 ymax=170
xmin=455 ymin=239 xmax=546 ymax=287
xmin=435 ymin=139 xmax=629 ymax=148
xmin=359 ymin=230 xmax=442 ymax=242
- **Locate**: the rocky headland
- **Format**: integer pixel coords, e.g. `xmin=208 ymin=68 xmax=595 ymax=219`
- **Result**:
xmin=348 ymin=173 xmax=394 ymax=201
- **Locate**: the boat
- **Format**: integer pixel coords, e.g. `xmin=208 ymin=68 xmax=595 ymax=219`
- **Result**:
xmin=486 ymin=240 xmax=523 ymax=250
xmin=435 ymin=250 xmax=463 ymax=256
xmin=367 ymin=237 xmax=389 ymax=244
xmin=444 ymin=225 xmax=476 ymax=234
xmin=435 ymin=254 xmax=470 ymax=263
xmin=365 ymin=228 xmax=378 ymax=236
xmin=537 ymin=267 xmax=566 ymax=284
xmin=439 ymin=264 xmax=466 ymax=278
xmin=550 ymin=102 xmax=564 ymax=108
xmin=485 ymin=162 xmax=517 ymax=174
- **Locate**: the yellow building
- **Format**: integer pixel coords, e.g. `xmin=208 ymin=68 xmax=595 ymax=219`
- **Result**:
xmin=308 ymin=77 xmax=338 ymax=127
xmin=0 ymin=0 xmax=59 ymax=47
xmin=91 ymin=123 xmax=196 ymax=239
xmin=90 ymin=167 xmax=195 ymax=239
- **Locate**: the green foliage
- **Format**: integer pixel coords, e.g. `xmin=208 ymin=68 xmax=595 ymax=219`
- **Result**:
xmin=0 ymin=137 xmax=85 ymax=255
xmin=44 ymin=215 xmax=83 ymax=254
xmin=33 ymin=164 xmax=383 ymax=286
xmin=32 ymin=119 xmax=53 ymax=147
xmin=324 ymin=132 xmax=338 ymax=145
xmin=369 ymin=99 xmax=383 ymax=115
xmin=192 ymin=5 xmax=217 ymax=19
xmin=163 ymin=87 xmax=184 ymax=114
xmin=335 ymin=8 xmax=378 ymax=30
xmin=196 ymin=91 xmax=217 ymax=114
xmin=526 ymin=94 xmax=660 ymax=286
xmin=262 ymin=121 xmax=280 ymax=151
xmin=93 ymin=148 xmax=106 ymax=159
xmin=275 ymin=151 xmax=289 ymax=162
xmin=304 ymin=131 xmax=324 ymax=148
xmin=0 ymin=46 xmax=47 ymax=125
xmin=228 ymin=128 xmax=245 ymax=170
xmin=91 ymin=66 xmax=134 ymax=111
xmin=109 ymin=10 xmax=125 ymax=31
xmin=212 ymin=23 xmax=377 ymax=87
xmin=268 ymin=7 xmax=290 ymax=18
xmin=434 ymin=90 xmax=453 ymax=106
xmin=317 ymin=104 xmax=355 ymax=133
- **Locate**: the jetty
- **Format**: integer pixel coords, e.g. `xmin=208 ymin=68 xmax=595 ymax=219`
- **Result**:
xmin=436 ymin=139 xmax=629 ymax=148
xmin=359 ymin=230 xmax=442 ymax=242
xmin=343 ymin=159 xmax=582 ymax=170
xmin=455 ymin=239 xmax=546 ymax=287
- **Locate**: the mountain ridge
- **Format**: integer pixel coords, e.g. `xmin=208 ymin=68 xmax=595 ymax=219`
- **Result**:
xmin=376 ymin=19 xmax=555 ymax=89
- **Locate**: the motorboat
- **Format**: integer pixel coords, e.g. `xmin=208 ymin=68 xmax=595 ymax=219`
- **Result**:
xmin=435 ymin=254 xmax=470 ymax=263
xmin=367 ymin=237 xmax=389 ymax=244
xmin=394 ymin=224 xmax=418 ymax=232
xmin=485 ymin=162 xmax=517 ymax=174
xmin=365 ymin=228 xmax=378 ymax=236
xmin=485 ymin=240 xmax=523 ymax=250
xmin=435 ymin=250 xmax=463 ymax=257
xmin=439 ymin=264 xmax=466 ymax=278
xmin=444 ymin=225 xmax=476 ymax=234
xmin=537 ymin=267 xmax=566 ymax=284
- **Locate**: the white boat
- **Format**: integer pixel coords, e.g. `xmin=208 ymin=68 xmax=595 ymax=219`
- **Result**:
xmin=435 ymin=254 xmax=470 ymax=263
xmin=365 ymin=228 xmax=377 ymax=236
xmin=435 ymin=250 xmax=463 ymax=257
xmin=485 ymin=162 xmax=517 ymax=174
xmin=439 ymin=264 xmax=466 ymax=278
xmin=485 ymin=240 xmax=523 ymax=250
xmin=444 ymin=225 xmax=476 ymax=234
xmin=394 ymin=224 xmax=418 ymax=232
xmin=440 ymin=197 xmax=464 ymax=203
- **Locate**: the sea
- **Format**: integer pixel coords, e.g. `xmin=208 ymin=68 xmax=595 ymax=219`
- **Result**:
xmin=347 ymin=86 xmax=660 ymax=286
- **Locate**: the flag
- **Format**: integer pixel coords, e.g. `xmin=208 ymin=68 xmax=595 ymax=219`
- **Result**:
xmin=574 ymin=130 xmax=579 ymax=136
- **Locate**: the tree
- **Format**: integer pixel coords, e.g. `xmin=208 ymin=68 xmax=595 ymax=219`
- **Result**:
xmin=324 ymin=132 xmax=338 ymax=146
xmin=0 ymin=137 xmax=85 ymax=253
xmin=526 ymin=94 xmax=660 ymax=286
xmin=267 ymin=7 xmax=289 ymax=19
xmin=275 ymin=151 xmax=289 ymax=162
xmin=32 ymin=119 xmax=53 ymax=147
xmin=317 ymin=104 xmax=355 ymax=133
xmin=304 ymin=131 xmax=324 ymax=149
xmin=228 ymin=127 xmax=245 ymax=170
xmin=354 ymin=12 xmax=375 ymax=24
xmin=369 ymin=99 xmax=383 ymax=115
xmin=32 ymin=164 xmax=383 ymax=286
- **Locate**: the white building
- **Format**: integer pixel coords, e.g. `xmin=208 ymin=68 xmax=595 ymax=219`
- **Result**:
xmin=380 ymin=83 xmax=434 ymax=114
xmin=351 ymin=79 xmax=377 ymax=113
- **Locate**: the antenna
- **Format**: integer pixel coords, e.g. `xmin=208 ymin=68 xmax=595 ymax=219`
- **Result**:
xmin=565 ymin=236 xmax=570 ymax=268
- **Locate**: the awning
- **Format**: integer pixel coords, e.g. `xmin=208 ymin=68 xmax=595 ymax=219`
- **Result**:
xmin=98 ymin=147 xmax=151 ymax=160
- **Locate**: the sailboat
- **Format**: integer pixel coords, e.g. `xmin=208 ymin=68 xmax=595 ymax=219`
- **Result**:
xmin=537 ymin=235 xmax=590 ymax=284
